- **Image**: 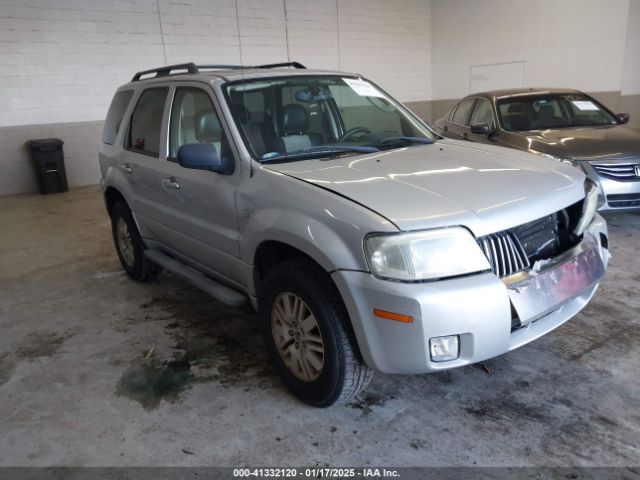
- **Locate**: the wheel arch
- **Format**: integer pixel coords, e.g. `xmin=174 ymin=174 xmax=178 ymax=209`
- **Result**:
xmin=104 ymin=186 xmax=127 ymax=215
xmin=252 ymin=240 xmax=330 ymax=297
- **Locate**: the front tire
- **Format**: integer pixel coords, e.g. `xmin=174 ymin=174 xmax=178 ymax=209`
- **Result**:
xmin=259 ymin=259 xmax=373 ymax=407
xmin=110 ymin=200 xmax=160 ymax=282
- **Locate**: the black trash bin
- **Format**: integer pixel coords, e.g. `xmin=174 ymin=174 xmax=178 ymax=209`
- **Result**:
xmin=27 ymin=138 xmax=68 ymax=194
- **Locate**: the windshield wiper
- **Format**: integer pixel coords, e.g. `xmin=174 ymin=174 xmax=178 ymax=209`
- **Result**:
xmin=375 ymin=136 xmax=435 ymax=148
xmin=260 ymin=145 xmax=379 ymax=163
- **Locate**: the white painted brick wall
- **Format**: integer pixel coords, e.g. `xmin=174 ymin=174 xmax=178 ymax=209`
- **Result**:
xmin=338 ymin=0 xmax=431 ymax=102
xmin=0 ymin=0 xmax=433 ymax=195
xmin=0 ymin=0 xmax=432 ymax=128
xmin=431 ymin=0 xmax=632 ymax=100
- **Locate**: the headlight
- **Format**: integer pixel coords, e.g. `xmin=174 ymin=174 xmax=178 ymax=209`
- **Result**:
xmin=365 ymin=227 xmax=490 ymax=281
xmin=574 ymin=179 xmax=598 ymax=236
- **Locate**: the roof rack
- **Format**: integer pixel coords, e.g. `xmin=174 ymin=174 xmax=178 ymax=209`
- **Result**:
xmin=255 ymin=62 xmax=306 ymax=70
xmin=131 ymin=61 xmax=306 ymax=81
xmin=131 ymin=63 xmax=198 ymax=81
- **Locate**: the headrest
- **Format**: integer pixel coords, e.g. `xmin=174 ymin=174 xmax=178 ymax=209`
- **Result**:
xmin=282 ymin=104 xmax=309 ymax=135
xmin=506 ymin=114 xmax=530 ymax=131
xmin=295 ymin=88 xmax=332 ymax=103
xmin=233 ymin=104 xmax=251 ymax=123
xmin=507 ymin=103 xmax=523 ymax=114
xmin=194 ymin=110 xmax=221 ymax=143
xmin=538 ymin=104 xmax=555 ymax=120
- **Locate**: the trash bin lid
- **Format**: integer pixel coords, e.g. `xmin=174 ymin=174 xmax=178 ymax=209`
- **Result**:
xmin=27 ymin=138 xmax=64 ymax=151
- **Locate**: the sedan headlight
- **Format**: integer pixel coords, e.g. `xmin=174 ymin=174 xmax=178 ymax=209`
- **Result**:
xmin=574 ymin=179 xmax=598 ymax=236
xmin=365 ymin=228 xmax=490 ymax=281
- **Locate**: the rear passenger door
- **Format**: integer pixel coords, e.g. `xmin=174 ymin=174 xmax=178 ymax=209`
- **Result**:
xmin=153 ymin=84 xmax=243 ymax=285
xmin=119 ymin=86 xmax=170 ymax=242
xmin=446 ymin=97 xmax=476 ymax=140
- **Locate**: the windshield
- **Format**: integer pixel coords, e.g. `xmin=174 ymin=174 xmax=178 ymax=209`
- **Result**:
xmin=224 ymin=75 xmax=436 ymax=162
xmin=497 ymin=93 xmax=618 ymax=132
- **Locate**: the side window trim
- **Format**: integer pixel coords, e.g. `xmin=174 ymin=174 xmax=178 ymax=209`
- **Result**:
xmin=124 ymin=86 xmax=170 ymax=158
xmin=448 ymin=102 xmax=459 ymax=122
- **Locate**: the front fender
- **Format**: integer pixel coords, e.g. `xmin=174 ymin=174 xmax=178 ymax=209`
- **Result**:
xmin=238 ymin=167 xmax=398 ymax=296
xmin=240 ymin=209 xmax=363 ymax=274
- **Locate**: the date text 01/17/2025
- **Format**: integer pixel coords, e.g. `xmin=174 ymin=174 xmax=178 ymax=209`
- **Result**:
xmin=232 ymin=468 xmax=400 ymax=478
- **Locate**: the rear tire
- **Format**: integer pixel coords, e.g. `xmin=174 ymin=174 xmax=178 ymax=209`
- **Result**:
xmin=110 ymin=200 xmax=161 ymax=282
xmin=258 ymin=258 xmax=373 ymax=407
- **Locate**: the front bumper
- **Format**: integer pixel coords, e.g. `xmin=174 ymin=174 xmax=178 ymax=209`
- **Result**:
xmin=582 ymin=164 xmax=640 ymax=211
xmin=332 ymin=215 xmax=609 ymax=374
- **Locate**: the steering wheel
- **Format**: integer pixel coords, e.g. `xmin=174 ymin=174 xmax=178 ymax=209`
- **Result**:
xmin=337 ymin=127 xmax=371 ymax=143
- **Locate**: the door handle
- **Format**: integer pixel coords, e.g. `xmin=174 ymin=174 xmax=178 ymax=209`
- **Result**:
xmin=120 ymin=163 xmax=132 ymax=174
xmin=162 ymin=177 xmax=180 ymax=190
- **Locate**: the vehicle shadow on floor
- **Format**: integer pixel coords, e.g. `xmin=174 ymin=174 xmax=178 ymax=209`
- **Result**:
xmin=114 ymin=272 xmax=282 ymax=410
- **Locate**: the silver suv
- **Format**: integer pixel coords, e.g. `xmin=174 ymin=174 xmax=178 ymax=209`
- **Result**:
xmin=100 ymin=62 xmax=610 ymax=407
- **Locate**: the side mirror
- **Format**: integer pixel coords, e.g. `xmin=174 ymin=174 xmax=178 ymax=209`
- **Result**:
xmin=177 ymin=143 xmax=232 ymax=174
xmin=616 ymin=113 xmax=630 ymax=124
xmin=470 ymin=123 xmax=491 ymax=135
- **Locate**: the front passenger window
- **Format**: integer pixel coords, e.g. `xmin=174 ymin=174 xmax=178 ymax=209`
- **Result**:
xmin=169 ymin=88 xmax=233 ymax=164
xmin=470 ymin=99 xmax=495 ymax=129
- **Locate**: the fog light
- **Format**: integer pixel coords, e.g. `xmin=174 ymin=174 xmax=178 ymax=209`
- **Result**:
xmin=429 ymin=335 xmax=459 ymax=362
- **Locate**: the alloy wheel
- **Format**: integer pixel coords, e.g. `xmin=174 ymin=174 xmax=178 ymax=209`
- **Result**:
xmin=116 ymin=216 xmax=135 ymax=267
xmin=270 ymin=292 xmax=325 ymax=382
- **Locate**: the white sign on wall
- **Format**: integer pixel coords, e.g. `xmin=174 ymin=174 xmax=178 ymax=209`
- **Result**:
xmin=469 ymin=61 xmax=526 ymax=94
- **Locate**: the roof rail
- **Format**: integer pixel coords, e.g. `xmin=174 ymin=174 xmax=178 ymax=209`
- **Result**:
xmin=197 ymin=64 xmax=246 ymax=70
xmin=131 ymin=63 xmax=198 ymax=81
xmin=131 ymin=61 xmax=307 ymax=81
xmin=255 ymin=62 xmax=306 ymax=69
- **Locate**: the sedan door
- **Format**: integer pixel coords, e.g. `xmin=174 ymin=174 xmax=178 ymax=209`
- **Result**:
xmin=467 ymin=97 xmax=498 ymax=144
xmin=444 ymin=97 xmax=477 ymax=140
xmin=152 ymin=84 xmax=243 ymax=285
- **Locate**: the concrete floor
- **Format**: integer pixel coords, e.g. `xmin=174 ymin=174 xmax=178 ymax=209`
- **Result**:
xmin=0 ymin=186 xmax=639 ymax=467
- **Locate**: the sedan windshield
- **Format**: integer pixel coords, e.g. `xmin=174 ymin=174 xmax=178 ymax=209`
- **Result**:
xmin=497 ymin=93 xmax=618 ymax=131
xmin=225 ymin=75 xmax=435 ymax=162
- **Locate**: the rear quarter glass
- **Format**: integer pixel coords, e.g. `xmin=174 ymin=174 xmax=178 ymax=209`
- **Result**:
xmin=102 ymin=90 xmax=133 ymax=145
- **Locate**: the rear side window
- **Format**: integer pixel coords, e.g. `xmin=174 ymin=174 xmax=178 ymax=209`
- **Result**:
xmin=447 ymin=103 xmax=458 ymax=121
xmin=452 ymin=97 xmax=476 ymax=125
xmin=128 ymin=88 xmax=169 ymax=156
xmin=102 ymin=90 xmax=133 ymax=145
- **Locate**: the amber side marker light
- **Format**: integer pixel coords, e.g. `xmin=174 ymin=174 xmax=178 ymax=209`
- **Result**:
xmin=373 ymin=308 xmax=413 ymax=323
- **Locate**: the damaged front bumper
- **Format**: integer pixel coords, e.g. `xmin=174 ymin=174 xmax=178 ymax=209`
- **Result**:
xmin=332 ymin=214 xmax=609 ymax=374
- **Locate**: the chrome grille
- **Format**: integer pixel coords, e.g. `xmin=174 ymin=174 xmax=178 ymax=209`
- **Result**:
xmin=478 ymin=203 xmax=583 ymax=279
xmin=590 ymin=162 xmax=640 ymax=181
xmin=477 ymin=231 xmax=530 ymax=277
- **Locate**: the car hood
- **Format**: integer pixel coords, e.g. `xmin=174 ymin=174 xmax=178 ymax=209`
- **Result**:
xmin=524 ymin=125 xmax=640 ymax=162
xmin=264 ymin=139 xmax=585 ymax=236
